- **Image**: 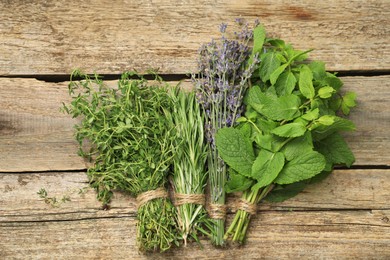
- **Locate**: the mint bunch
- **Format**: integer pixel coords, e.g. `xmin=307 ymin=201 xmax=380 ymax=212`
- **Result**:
xmin=216 ymin=25 xmax=357 ymax=243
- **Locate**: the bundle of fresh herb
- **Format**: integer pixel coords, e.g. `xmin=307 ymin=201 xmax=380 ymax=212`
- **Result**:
xmin=63 ymin=71 xmax=180 ymax=252
xmin=215 ymin=25 xmax=357 ymax=243
xmin=193 ymin=20 xmax=259 ymax=246
xmin=168 ymin=87 xmax=212 ymax=245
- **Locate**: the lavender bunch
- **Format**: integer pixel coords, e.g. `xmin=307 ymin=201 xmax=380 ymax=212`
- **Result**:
xmin=193 ymin=20 xmax=259 ymax=246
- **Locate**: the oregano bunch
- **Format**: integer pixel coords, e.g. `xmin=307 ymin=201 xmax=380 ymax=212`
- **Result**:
xmin=215 ymin=24 xmax=357 ymax=243
xmin=63 ymin=70 xmax=180 ymax=252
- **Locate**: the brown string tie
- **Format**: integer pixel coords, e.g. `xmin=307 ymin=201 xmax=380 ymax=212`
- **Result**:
xmin=136 ymin=187 xmax=168 ymax=209
xmin=208 ymin=203 xmax=227 ymax=220
xmin=174 ymin=193 xmax=206 ymax=207
xmin=237 ymin=198 xmax=257 ymax=215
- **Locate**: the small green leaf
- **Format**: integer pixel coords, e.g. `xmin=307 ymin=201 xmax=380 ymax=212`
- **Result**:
xmin=267 ymin=38 xmax=285 ymax=48
xmin=314 ymin=133 xmax=355 ymax=167
xmin=318 ymin=86 xmax=335 ymax=99
xmin=236 ymin=117 xmax=248 ymax=123
xmin=270 ymin=64 xmax=289 ymax=85
xmin=226 ymin=169 xmax=254 ymax=193
xmin=312 ymin=117 xmax=355 ymax=141
xmin=281 ymin=133 xmax=313 ymax=161
xmin=274 ymin=71 xmax=297 ymax=96
xmin=274 ymin=151 xmax=326 ymax=184
xmin=216 ymin=128 xmax=255 ymax=177
xmin=301 ymin=108 xmax=319 ymax=121
xmin=252 ymin=25 xmax=266 ymax=55
xmin=265 ymin=182 xmax=307 ymax=202
xmin=299 ymin=65 xmax=315 ymax=99
xmin=271 ymin=122 xmax=306 ymax=138
xmin=260 ymin=94 xmax=301 ymax=121
xmin=317 ymin=115 xmax=335 ymax=126
xmin=308 ymin=61 xmax=327 ymax=80
xmin=259 ymin=52 xmax=281 ymax=83
xmin=251 ymin=150 xmax=285 ymax=190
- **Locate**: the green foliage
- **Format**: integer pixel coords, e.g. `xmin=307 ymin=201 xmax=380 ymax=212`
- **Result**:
xmin=63 ymin=70 xmax=180 ymax=252
xmin=216 ymin=24 xmax=357 ymax=244
xmin=168 ymin=87 xmax=212 ymax=245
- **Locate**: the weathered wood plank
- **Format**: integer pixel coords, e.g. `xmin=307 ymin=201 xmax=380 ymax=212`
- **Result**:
xmin=1 ymin=170 xmax=389 ymax=259
xmin=1 ymin=76 xmax=389 ymax=172
xmin=0 ymin=0 xmax=389 ymax=75
xmin=1 ymin=170 xmax=389 ymax=224
xmin=1 ymin=210 xmax=389 ymax=259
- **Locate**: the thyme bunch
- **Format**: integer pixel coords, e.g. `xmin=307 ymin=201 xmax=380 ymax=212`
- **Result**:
xmin=63 ymin=70 xmax=180 ymax=252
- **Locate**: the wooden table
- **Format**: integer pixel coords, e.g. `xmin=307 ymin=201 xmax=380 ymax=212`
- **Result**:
xmin=1 ymin=1 xmax=389 ymax=259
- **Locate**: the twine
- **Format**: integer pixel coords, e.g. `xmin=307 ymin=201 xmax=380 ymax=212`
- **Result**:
xmin=208 ymin=203 xmax=227 ymax=220
xmin=237 ymin=198 xmax=257 ymax=215
xmin=174 ymin=193 xmax=206 ymax=207
xmin=136 ymin=187 xmax=168 ymax=208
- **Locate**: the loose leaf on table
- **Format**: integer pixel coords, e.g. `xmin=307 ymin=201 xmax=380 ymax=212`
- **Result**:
xmin=251 ymin=150 xmax=285 ymax=191
xmin=314 ymin=133 xmax=355 ymax=167
xmin=274 ymin=151 xmax=326 ymax=184
xmin=216 ymin=127 xmax=255 ymax=177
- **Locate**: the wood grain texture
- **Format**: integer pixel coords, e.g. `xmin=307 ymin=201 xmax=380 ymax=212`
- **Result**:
xmin=0 ymin=0 xmax=389 ymax=75
xmin=1 ymin=170 xmax=389 ymax=223
xmin=0 ymin=171 xmax=389 ymax=259
xmin=1 ymin=76 xmax=389 ymax=172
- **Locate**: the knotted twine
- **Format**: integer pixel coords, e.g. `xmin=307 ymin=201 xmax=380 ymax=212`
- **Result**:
xmin=208 ymin=203 xmax=227 ymax=220
xmin=237 ymin=198 xmax=257 ymax=215
xmin=136 ymin=187 xmax=169 ymax=209
xmin=173 ymin=193 xmax=206 ymax=207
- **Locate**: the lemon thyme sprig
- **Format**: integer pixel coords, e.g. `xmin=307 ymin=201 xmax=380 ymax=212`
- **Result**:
xmin=63 ymin=70 xmax=180 ymax=252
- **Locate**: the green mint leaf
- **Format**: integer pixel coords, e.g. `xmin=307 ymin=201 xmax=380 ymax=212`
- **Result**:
xmin=289 ymin=49 xmax=313 ymax=63
xmin=251 ymin=150 xmax=285 ymax=190
xmin=246 ymin=85 xmax=274 ymax=112
xmin=308 ymin=61 xmax=327 ymax=80
xmin=216 ymin=127 xmax=255 ymax=177
xmin=259 ymin=52 xmax=281 ymax=83
xmin=271 ymin=122 xmax=306 ymax=138
xmin=267 ymin=38 xmax=286 ymax=48
xmin=343 ymin=92 xmax=357 ymax=107
xmin=226 ymin=169 xmax=254 ymax=193
xmin=301 ymin=108 xmax=319 ymax=121
xmin=318 ymin=86 xmax=335 ymax=99
xmin=270 ymin=64 xmax=288 ymax=85
xmin=274 ymin=151 xmax=326 ymax=184
xmin=281 ymin=133 xmax=313 ymax=161
xmin=299 ymin=65 xmax=315 ymax=99
xmin=312 ymin=117 xmax=355 ymax=141
xmin=274 ymin=71 xmax=297 ymax=96
xmin=255 ymin=118 xmax=279 ymax=134
xmin=314 ymin=133 xmax=355 ymax=167
xmin=317 ymin=115 xmax=335 ymax=126
xmin=322 ymin=73 xmax=343 ymax=91
xmin=252 ymin=25 xmax=266 ymax=55
xmin=265 ymin=182 xmax=307 ymax=202
xmin=341 ymin=92 xmax=357 ymax=115
xmin=261 ymin=94 xmax=301 ymax=121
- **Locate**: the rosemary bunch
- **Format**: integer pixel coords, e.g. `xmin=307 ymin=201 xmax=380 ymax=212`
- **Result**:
xmin=63 ymin=70 xmax=180 ymax=252
xmin=168 ymin=87 xmax=212 ymax=245
xmin=193 ymin=20 xmax=259 ymax=246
